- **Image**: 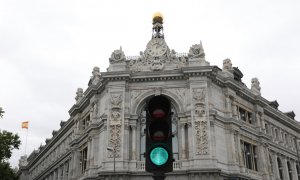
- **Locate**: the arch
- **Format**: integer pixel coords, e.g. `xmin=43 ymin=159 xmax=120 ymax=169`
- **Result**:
xmin=132 ymin=90 xmax=184 ymax=115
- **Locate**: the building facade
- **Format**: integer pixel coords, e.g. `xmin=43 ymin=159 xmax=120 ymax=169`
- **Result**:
xmin=19 ymin=15 xmax=300 ymax=180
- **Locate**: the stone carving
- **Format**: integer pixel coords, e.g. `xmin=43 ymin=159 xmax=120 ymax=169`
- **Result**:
xmin=193 ymin=89 xmax=206 ymax=117
xmin=167 ymin=88 xmax=185 ymax=103
xmin=109 ymin=47 xmax=125 ymax=64
xmin=108 ymin=93 xmax=123 ymax=158
xmin=192 ymin=88 xmax=209 ymax=155
xmin=188 ymin=42 xmax=205 ymax=59
xmin=75 ymin=88 xmax=83 ymax=103
xmin=128 ymin=50 xmax=187 ymax=72
xmin=251 ymin=78 xmax=261 ymax=95
xmin=108 ymin=125 xmax=121 ymax=158
xmin=223 ymin=58 xmax=233 ymax=71
xmin=154 ymin=87 xmax=162 ymax=96
xmin=111 ymin=94 xmax=122 ymax=109
xmin=195 ymin=121 xmax=209 ymax=155
xmin=89 ymin=66 xmax=101 ymax=86
xmin=110 ymin=109 xmax=121 ymax=125
xmin=169 ymin=49 xmax=187 ymax=69
xmin=150 ymin=58 xmax=164 ymax=71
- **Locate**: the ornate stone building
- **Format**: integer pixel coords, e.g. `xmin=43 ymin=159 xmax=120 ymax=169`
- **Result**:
xmin=19 ymin=15 xmax=300 ymax=180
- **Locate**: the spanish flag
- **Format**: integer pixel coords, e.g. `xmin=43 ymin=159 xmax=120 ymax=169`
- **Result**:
xmin=22 ymin=121 xmax=29 ymax=129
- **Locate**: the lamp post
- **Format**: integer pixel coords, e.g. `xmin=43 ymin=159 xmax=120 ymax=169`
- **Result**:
xmin=107 ymin=146 xmax=116 ymax=175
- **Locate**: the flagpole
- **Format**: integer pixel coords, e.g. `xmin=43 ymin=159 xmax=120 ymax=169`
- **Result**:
xmin=24 ymin=128 xmax=28 ymax=155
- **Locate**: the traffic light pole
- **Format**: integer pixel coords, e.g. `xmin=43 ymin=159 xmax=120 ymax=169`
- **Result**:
xmin=152 ymin=172 xmax=166 ymax=180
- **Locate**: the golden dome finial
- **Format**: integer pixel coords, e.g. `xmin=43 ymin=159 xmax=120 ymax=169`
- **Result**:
xmin=153 ymin=12 xmax=163 ymax=24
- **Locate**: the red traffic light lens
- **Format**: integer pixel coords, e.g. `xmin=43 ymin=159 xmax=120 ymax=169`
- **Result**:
xmin=152 ymin=109 xmax=166 ymax=119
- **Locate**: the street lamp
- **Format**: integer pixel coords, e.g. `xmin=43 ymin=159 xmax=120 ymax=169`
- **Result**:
xmin=107 ymin=146 xmax=115 ymax=175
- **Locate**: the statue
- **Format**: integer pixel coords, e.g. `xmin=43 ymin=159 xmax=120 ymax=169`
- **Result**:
xmin=188 ymin=42 xmax=205 ymax=59
xmin=109 ymin=47 xmax=125 ymax=64
xmin=89 ymin=66 xmax=101 ymax=85
xmin=251 ymin=78 xmax=261 ymax=95
xmin=75 ymin=88 xmax=83 ymax=103
xmin=223 ymin=58 xmax=233 ymax=71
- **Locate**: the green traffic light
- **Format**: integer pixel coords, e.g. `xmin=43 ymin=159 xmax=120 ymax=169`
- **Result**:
xmin=150 ymin=147 xmax=169 ymax=166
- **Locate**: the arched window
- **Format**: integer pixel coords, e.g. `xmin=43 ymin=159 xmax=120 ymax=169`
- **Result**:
xmin=277 ymin=157 xmax=283 ymax=180
xmin=139 ymin=104 xmax=179 ymax=161
xmin=287 ymin=161 xmax=293 ymax=180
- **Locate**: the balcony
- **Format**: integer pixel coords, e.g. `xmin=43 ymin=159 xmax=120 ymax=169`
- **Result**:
xmin=136 ymin=161 xmax=183 ymax=171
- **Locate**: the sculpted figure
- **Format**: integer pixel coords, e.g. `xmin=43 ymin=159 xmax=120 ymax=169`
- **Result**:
xmin=251 ymin=78 xmax=261 ymax=94
xmin=188 ymin=42 xmax=205 ymax=59
xmin=89 ymin=66 xmax=101 ymax=85
xmin=109 ymin=47 xmax=125 ymax=64
xmin=75 ymin=88 xmax=83 ymax=103
xmin=223 ymin=58 xmax=233 ymax=71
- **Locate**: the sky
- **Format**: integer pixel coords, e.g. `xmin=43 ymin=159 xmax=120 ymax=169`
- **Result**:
xmin=0 ymin=0 xmax=300 ymax=168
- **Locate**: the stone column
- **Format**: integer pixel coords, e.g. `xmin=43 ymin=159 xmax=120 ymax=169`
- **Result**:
xmin=282 ymin=157 xmax=289 ymax=180
xmin=232 ymin=100 xmax=238 ymax=120
xmin=257 ymin=143 xmax=269 ymax=180
xmin=235 ymin=132 xmax=242 ymax=166
xmin=70 ymin=150 xmax=80 ymax=179
xmin=227 ymin=129 xmax=236 ymax=164
xmin=225 ymin=94 xmax=232 ymax=117
xmin=187 ymin=120 xmax=194 ymax=159
xmin=180 ymin=123 xmax=186 ymax=159
xmin=87 ymin=137 xmax=93 ymax=168
xmin=131 ymin=125 xmax=137 ymax=160
xmin=273 ymin=154 xmax=280 ymax=179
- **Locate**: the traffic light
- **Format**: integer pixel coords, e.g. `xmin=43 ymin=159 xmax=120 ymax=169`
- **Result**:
xmin=145 ymin=95 xmax=173 ymax=173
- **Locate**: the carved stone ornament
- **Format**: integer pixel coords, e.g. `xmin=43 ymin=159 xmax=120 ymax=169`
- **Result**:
xmin=109 ymin=47 xmax=125 ymax=64
xmin=89 ymin=66 xmax=101 ymax=86
xmin=111 ymin=94 xmax=122 ymax=109
xmin=128 ymin=40 xmax=187 ymax=72
xmin=193 ymin=89 xmax=206 ymax=117
xmin=110 ymin=109 xmax=121 ymax=125
xmin=75 ymin=88 xmax=83 ymax=103
xmin=223 ymin=58 xmax=233 ymax=71
xmin=108 ymin=125 xmax=122 ymax=158
xmin=251 ymin=77 xmax=261 ymax=95
xmin=195 ymin=121 xmax=209 ymax=155
xmin=188 ymin=42 xmax=205 ymax=59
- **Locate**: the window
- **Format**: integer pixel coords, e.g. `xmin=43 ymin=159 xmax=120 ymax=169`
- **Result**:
xmin=65 ymin=161 xmax=69 ymax=179
xmin=239 ymin=108 xmax=246 ymax=121
xmin=80 ymin=147 xmax=88 ymax=174
xmin=277 ymin=158 xmax=283 ymax=180
xmin=265 ymin=123 xmax=269 ymax=134
xmin=241 ymin=140 xmax=258 ymax=171
xmin=275 ymin=129 xmax=279 ymax=140
xmin=82 ymin=115 xmax=90 ymax=130
xmin=287 ymin=161 xmax=293 ymax=180
xmin=238 ymin=107 xmax=253 ymax=124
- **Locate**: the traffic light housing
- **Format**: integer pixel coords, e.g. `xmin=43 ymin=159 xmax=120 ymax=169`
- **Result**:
xmin=145 ymin=95 xmax=173 ymax=173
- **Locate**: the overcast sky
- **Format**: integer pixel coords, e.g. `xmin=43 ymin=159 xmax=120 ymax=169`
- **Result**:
xmin=1 ymin=0 xmax=299 ymax=168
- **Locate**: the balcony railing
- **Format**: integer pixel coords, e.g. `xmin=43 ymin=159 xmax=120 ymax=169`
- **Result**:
xmin=136 ymin=161 xmax=182 ymax=171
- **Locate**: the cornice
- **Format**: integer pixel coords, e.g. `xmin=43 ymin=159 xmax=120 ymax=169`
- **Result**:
xmin=33 ymin=151 xmax=72 ymax=180
xmin=264 ymin=107 xmax=300 ymax=131
xmin=26 ymin=118 xmax=74 ymax=168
